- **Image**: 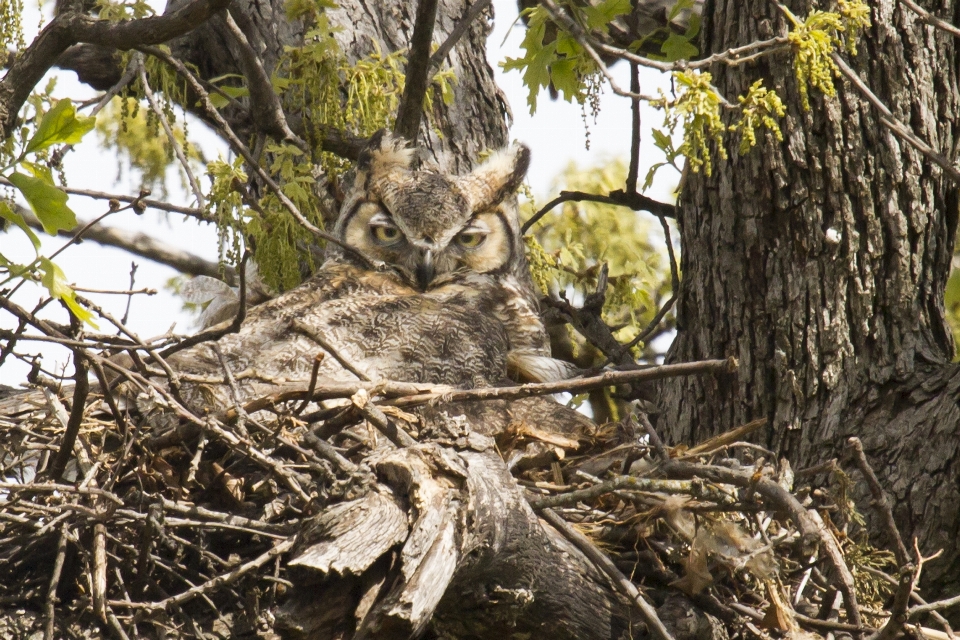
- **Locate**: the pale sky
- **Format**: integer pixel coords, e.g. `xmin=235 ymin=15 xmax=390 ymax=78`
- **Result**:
xmin=0 ymin=0 xmax=676 ymax=385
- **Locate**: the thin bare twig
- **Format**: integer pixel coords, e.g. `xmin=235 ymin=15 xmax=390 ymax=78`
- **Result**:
xmin=351 ymin=389 xmax=417 ymax=448
xmin=844 ymin=437 xmax=910 ymax=566
xmin=664 ymin=459 xmax=863 ymax=627
xmin=43 ymin=528 xmax=69 ymax=640
xmin=158 ymin=250 xmax=250 ymax=358
xmin=899 ymin=0 xmax=960 ymax=39
xmin=429 ymin=0 xmax=492 ymax=70
xmin=137 ymin=45 xmax=381 ymax=268
xmin=113 ymin=537 xmax=295 ymax=611
xmin=540 ymin=507 xmax=675 ymax=640
xmin=46 ymin=352 xmax=89 ymax=482
xmin=529 ymin=475 xmax=734 ymax=509
xmin=136 ymin=55 xmax=205 ymax=208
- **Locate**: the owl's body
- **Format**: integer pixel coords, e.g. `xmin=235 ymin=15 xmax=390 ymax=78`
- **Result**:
xmin=158 ymin=133 xmax=579 ymax=434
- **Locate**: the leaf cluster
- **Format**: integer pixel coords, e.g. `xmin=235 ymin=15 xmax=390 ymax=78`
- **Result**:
xmin=787 ymin=0 xmax=871 ymax=111
xmin=501 ymin=1 xmax=630 ymax=114
xmin=0 ymin=97 xmax=97 ymax=325
xmin=526 ymin=160 xmax=672 ymax=358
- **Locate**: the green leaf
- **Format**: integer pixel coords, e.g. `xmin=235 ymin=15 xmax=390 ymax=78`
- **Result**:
xmin=660 ymin=34 xmax=699 ymax=62
xmin=685 ymin=13 xmax=701 ymax=39
xmin=582 ymin=0 xmax=631 ymax=29
xmin=25 ymin=99 xmax=96 ymax=155
xmin=642 ymin=162 xmax=667 ymax=192
xmin=21 ymin=160 xmax=54 ymax=185
xmin=8 ymin=171 xmax=77 ymax=234
xmin=208 ymin=85 xmax=250 ymax=109
xmin=0 ymin=201 xmax=41 ymax=251
xmin=39 ymin=257 xmax=97 ymax=326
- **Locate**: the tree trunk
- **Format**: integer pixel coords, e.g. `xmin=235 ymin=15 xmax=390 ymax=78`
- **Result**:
xmin=659 ymin=0 xmax=960 ymax=593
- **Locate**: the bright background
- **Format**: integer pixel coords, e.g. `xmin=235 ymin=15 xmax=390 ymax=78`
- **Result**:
xmin=0 ymin=0 xmax=677 ymax=385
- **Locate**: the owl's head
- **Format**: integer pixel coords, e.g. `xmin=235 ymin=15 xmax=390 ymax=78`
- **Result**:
xmin=333 ymin=131 xmax=531 ymax=291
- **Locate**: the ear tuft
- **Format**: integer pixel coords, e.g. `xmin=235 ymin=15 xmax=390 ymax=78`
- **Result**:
xmin=357 ymin=130 xmax=416 ymax=176
xmin=457 ymin=143 xmax=531 ymax=212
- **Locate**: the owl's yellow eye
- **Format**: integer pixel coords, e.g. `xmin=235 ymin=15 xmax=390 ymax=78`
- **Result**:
xmin=456 ymin=231 xmax=486 ymax=249
xmin=371 ymin=224 xmax=402 ymax=245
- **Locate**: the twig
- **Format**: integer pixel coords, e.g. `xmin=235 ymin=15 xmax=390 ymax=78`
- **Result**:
xmin=71 ymin=286 xmax=156 ymax=296
xmin=899 ymin=0 xmax=960 ymax=39
xmin=637 ymin=411 xmax=670 ymax=461
xmin=92 ymin=522 xmax=108 ymax=622
xmin=0 ymin=481 xmax=124 ymax=504
xmin=46 ymin=351 xmax=89 ymax=482
xmin=8 ymin=203 xmax=228 ymax=280
xmin=844 ymin=437 xmax=909 ymax=566
xmin=539 ymin=508 xmax=675 ymax=640
xmin=391 ymin=358 xmax=738 ymax=407
xmin=43 ymin=528 xmax=69 ymax=640
xmin=302 ymin=432 xmax=357 ymax=474
xmin=394 ymin=0 xmax=440 ymax=141
xmin=872 ymin=538 xmax=931 ymax=640
xmin=220 ymin=357 xmax=737 ymax=418
xmin=0 ymin=0 xmax=233 ymax=139
xmin=626 ymin=60 xmax=641 ymax=194
xmin=294 ymin=352 xmax=326 ymax=415
xmin=113 ymin=537 xmax=295 ymax=611
xmin=351 ymin=389 xmax=417 ymax=448
xmin=90 ymin=357 xmax=127 ymax=435
xmin=910 ymin=595 xmax=960 ymax=618
xmin=617 ymin=215 xmax=679 ymax=356
xmin=222 ymin=9 xmax=308 ymax=152
xmin=120 ymin=261 xmax=138 ymax=326
xmin=829 ymin=53 xmax=960 ymax=184
xmin=529 ymin=475 xmax=733 ymax=509
xmin=158 ymin=250 xmax=249 ymax=358
xmin=136 ymin=55 xmax=205 ymax=208
xmin=429 ymin=0 xmax=492 ymax=70
xmin=664 ymin=459 xmax=863 ymax=627
xmin=522 ymin=189 xmax=675 ymax=234
xmin=137 ymin=45 xmax=380 ymax=268
xmin=292 ymin=320 xmax=370 ymax=381
xmin=0 ymin=177 xmax=209 ymax=219
xmin=678 ymin=418 xmax=768 ymax=458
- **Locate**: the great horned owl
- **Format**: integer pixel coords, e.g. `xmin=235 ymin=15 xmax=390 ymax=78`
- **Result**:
xmin=161 ymin=132 xmax=576 ymax=417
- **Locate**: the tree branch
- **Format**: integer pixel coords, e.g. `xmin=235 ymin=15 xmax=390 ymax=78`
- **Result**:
xmin=222 ymin=9 xmax=308 ymax=153
xmin=394 ymin=0 xmax=440 ymax=141
xmin=539 ymin=508 xmax=675 ymax=640
xmin=6 ymin=205 xmax=233 ymax=282
xmin=522 ymin=189 xmax=675 ymax=234
xmin=899 ymin=0 xmax=960 ymax=40
xmin=0 ymin=0 xmax=232 ymax=138
xmin=429 ymin=0 xmax=492 ymax=71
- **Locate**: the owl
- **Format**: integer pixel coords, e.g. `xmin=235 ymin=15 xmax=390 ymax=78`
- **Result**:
xmin=164 ymin=131 xmax=575 ymax=415
xmin=326 ymin=130 xmax=576 ymax=383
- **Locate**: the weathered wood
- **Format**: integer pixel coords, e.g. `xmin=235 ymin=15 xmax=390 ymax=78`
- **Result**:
xmin=278 ymin=441 xmax=632 ymax=639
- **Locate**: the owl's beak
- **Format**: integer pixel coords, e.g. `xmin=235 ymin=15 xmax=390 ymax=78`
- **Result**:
xmin=416 ymin=249 xmax=435 ymax=290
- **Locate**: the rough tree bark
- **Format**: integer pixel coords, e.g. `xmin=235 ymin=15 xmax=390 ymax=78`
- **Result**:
xmin=658 ymin=0 xmax=960 ymax=594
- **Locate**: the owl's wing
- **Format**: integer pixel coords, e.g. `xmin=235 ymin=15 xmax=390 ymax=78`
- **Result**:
xmin=506 ymin=350 xmax=581 ymax=383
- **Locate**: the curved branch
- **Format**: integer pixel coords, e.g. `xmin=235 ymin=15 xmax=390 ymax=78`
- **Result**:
xmin=522 ymin=189 xmax=675 ymax=234
xmin=0 ymin=0 xmax=232 ymax=138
